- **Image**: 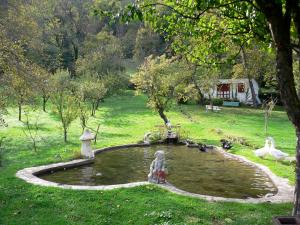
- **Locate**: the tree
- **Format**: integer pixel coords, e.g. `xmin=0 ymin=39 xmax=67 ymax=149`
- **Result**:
xmin=232 ymin=44 xmax=276 ymax=107
xmin=114 ymin=0 xmax=300 ymax=213
xmin=133 ymin=26 xmax=165 ymax=63
xmin=21 ymin=107 xmax=41 ymax=152
xmin=131 ymin=55 xmax=182 ymax=124
xmin=50 ymin=71 xmax=79 ymax=142
xmin=4 ymin=61 xmax=38 ymax=121
xmin=27 ymin=0 xmax=94 ymax=77
xmin=77 ymin=31 xmax=124 ymax=77
xmin=0 ymin=0 xmax=42 ymax=121
xmin=263 ymin=98 xmax=277 ymax=137
xmin=80 ymin=79 xmax=107 ymax=117
xmin=77 ymin=31 xmax=127 ymax=95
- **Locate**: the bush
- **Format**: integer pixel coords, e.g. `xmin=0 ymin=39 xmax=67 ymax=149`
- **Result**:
xmin=203 ymin=98 xmax=223 ymax=106
xmin=259 ymin=89 xmax=282 ymax=105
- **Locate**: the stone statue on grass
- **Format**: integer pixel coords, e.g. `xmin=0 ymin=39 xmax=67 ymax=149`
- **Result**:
xmin=148 ymin=150 xmax=167 ymax=184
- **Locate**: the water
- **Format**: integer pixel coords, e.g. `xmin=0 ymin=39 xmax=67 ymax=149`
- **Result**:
xmin=39 ymin=145 xmax=277 ymax=198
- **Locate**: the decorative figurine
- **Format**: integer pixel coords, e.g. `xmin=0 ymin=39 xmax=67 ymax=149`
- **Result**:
xmin=148 ymin=150 xmax=167 ymax=184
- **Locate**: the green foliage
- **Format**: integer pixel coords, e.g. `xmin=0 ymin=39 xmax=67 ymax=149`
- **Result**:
xmin=50 ymin=71 xmax=80 ymax=142
xmin=131 ymin=55 xmax=183 ymax=123
xmin=77 ymin=31 xmax=128 ymax=96
xmin=174 ymin=82 xmax=198 ymax=104
xmin=203 ymin=98 xmax=224 ymax=106
xmin=133 ymin=26 xmax=165 ymax=63
xmin=78 ymin=31 xmax=124 ymax=77
xmin=232 ymin=43 xmax=276 ymax=87
xmin=21 ymin=107 xmax=41 ymax=152
xmin=194 ymin=66 xmax=220 ymax=100
xmin=80 ymin=78 xmax=107 ymax=117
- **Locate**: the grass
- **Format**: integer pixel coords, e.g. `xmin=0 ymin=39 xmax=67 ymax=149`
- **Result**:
xmin=0 ymin=91 xmax=296 ymax=225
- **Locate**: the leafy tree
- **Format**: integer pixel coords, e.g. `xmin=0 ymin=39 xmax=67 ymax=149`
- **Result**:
xmin=29 ymin=66 xmax=52 ymax=112
xmin=132 ymin=55 xmax=182 ymax=124
xmin=196 ymin=66 xmax=220 ymax=106
xmin=75 ymin=90 xmax=90 ymax=132
xmin=50 ymin=71 xmax=79 ymax=142
xmin=3 ymin=61 xmax=38 ymax=121
xmin=0 ymin=0 xmax=42 ymax=121
xmin=120 ymin=23 xmax=140 ymax=58
xmin=133 ymin=26 xmax=165 ymax=63
xmin=78 ymin=31 xmax=124 ymax=77
xmin=232 ymin=44 xmax=276 ymax=107
xmin=77 ymin=31 xmax=127 ymax=96
xmin=21 ymin=107 xmax=41 ymax=152
xmin=80 ymin=79 xmax=107 ymax=117
xmin=28 ymin=0 xmax=94 ymax=77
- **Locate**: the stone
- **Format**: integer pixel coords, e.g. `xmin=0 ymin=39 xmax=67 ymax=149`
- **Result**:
xmin=80 ymin=129 xmax=95 ymax=158
xmin=148 ymin=150 xmax=167 ymax=184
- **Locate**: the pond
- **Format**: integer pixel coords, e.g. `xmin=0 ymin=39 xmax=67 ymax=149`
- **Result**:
xmin=39 ymin=145 xmax=277 ymax=199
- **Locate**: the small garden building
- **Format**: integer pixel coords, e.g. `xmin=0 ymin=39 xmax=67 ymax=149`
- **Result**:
xmin=208 ymin=78 xmax=261 ymax=105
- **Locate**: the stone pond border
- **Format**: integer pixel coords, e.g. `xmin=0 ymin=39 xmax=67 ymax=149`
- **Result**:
xmin=16 ymin=143 xmax=294 ymax=203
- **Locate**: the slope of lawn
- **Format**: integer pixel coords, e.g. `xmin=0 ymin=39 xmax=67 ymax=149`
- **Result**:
xmin=0 ymin=91 xmax=295 ymax=225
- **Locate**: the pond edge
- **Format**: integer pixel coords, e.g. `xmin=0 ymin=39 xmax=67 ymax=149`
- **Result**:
xmin=16 ymin=143 xmax=294 ymax=203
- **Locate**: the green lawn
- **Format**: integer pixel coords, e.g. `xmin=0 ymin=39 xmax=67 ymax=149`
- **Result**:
xmin=0 ymin=91 xmax=296 ymax=225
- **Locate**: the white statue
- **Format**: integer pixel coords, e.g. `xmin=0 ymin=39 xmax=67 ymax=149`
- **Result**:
xmin=254 ymin=137 xmax=288 ymax=161
xmin=80 ymin=129 xmax=95 ymax=158
xmin=144 ymin=132 xmax=152 ymax=144
xmin=148 ymin=150 xmax=167 ymax=184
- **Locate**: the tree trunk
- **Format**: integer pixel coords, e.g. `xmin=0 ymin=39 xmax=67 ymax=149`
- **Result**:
xmin=94 ymin=124 xmax=101 ymax=144
xmin=18 ymin=102 xmax=22 ymax=121
xmin=64 ymin=128 xmax=67 ymax=143
xmin=274 ymin=25 xmax=300 ymax=216
xmin=241 ymin=46 xmax=259 ymax=107
xmin=158 ymin=108 xmax=168 ymax=124
xmin=294 ymin=128 xmax=300 ymax=215
xmin=42 ymin=96 xmax=47 ymax=112
xmin=91 ymin=102 xmax=96 ymax=117
xmin=191 ymin=68 xmax=205 ymax=105
xmin=256 ymin=1 xmax=300 ymax=214
xmin=198 ymin=91 xmax=205 ymax=105
xmin=194 ymin=82 xmax=205 ymax=105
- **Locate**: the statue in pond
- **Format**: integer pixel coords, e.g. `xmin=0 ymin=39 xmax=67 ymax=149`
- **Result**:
xmin=148 ymin=150 xmax=167 ymax=184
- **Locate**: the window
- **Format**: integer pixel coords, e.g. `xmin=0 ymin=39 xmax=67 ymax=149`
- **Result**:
xmin=238 ymin=83 xmax=245 ymax=93
xmin=217 ymin=84 xmax=230 ymax=99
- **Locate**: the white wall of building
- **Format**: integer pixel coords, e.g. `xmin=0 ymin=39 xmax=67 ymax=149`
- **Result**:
xmin=203 ymin=78 xmax=260 ymax=104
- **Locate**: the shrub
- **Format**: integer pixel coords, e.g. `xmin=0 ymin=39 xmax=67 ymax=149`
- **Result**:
xmin=203 ymin=98 xmax=223 ymax=106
